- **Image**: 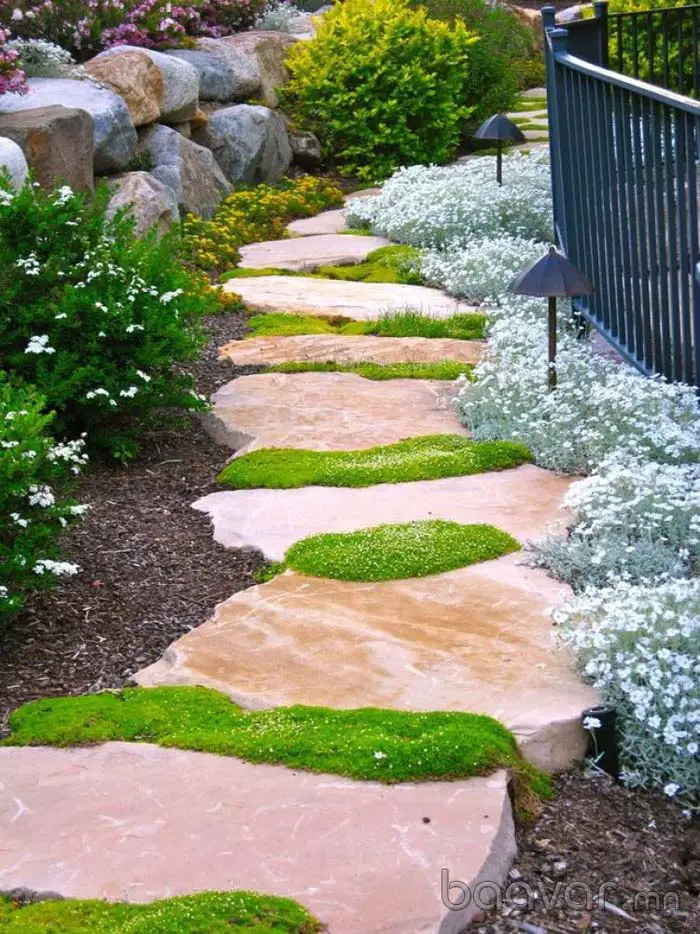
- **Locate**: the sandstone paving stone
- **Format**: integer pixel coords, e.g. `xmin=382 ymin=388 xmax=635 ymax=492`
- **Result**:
xmin=239 ymin=234 xmax=391 ymax=271
xmin=204 ymin=372 xmax=463 ymax=453
xmin=219 ymin=334 xmax=484 ymax=366
xmin=194 ymin=465 xmax=570 ymax=562
xmin=0 ymin=744 xmax=515 ymax=934
xmin=224 ymin=276 xmax=476 ymax=320
xmin=287 ymin=208 xmax=348 ymax=236
xmin=136 ymin=556 xmax=597 ymax=772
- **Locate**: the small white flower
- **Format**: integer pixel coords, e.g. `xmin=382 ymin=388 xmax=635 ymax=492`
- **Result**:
xmin=583 ymin=716 xmax=602 ymax=732
xmin=374 ymin=751 xmax=386 ymax=760
xmin=25 ymin=334 xmax=56 ymax=355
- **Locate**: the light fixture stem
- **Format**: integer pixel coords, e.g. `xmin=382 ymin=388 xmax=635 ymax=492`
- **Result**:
xmin=548 ymin=295 xmax=557 ymax=391
xmin=496 ymin=140 xmax=503 ymax=186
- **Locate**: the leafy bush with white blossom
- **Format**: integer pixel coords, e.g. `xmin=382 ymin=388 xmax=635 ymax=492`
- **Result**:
xmin=345 ymin=151 xmax=553 ymax=248
xmin=5 ymin=37 xmax=74 ymax=76
xmin=555 ymin=580 xmax=700 ymax=802
xmin=0 ymin=376 xmax=88 ymax=622
xmin=530 ymin=457 xmax=700 ymax=589
xmin=422 ymin=235 xmax=546 ymax=303
xmin=0 ymin=179 xmax=216 ymax=461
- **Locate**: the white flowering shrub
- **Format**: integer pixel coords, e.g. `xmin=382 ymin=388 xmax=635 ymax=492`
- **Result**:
xmin=254 ymin=0 xmax=301 ymax=31
xmin=0 ymin=376 xmax=88 ymax=622
xmin=345 ymin=151 xmax=553 ymax=248
xmin=555 ymin=580 xmax=700 ymax=802
xmin=456 ymin=297 xmax=700 ymax=474
xmin=0 ymin=179 xmax=217 ymax=461
xmin=5 ymin=38 xmax=74 ymax=77
xmin=422 ymin=235 xmax=547 ymax=302
xmin=530 ymin=457 xmax=700 ymax=589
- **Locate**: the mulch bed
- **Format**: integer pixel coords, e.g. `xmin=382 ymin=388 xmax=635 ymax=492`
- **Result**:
xmin=1 ymin=310 xmax=699 ymax=934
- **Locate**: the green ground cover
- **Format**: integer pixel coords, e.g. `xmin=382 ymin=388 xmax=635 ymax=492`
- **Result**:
xmin=245 ymin=311 xmax=489 ymax=341
xmin=269 ymin=361 xmax=471 ymax=381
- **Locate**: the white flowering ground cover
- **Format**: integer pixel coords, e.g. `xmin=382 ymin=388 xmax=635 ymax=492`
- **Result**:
xmin=349 ymin=151 xmax=700 ymax=803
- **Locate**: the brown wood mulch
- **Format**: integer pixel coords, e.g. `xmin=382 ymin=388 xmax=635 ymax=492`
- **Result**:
xmin=0 ymin=311 xmax=698 ymax=934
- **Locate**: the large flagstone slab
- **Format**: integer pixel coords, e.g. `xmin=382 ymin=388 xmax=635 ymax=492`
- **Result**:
xmin=205 ymin=372 xmax=463 ymax=453
xmin=224 ymin=276 xmax=475 ymax=320
xmin=136 ymin=557 xmax=597 ymax=772
xmin=287 ymin=209 xmax=348 ymax=236
xmin=195 ymin=466 xmax=571 ymax=562
xmin=219 ymin=333 xmax=484 ymax=366
xmin=239 ymin=234 xmax=391 ymax=272
xmin=0 ymin=743 xmax=515 ymax=933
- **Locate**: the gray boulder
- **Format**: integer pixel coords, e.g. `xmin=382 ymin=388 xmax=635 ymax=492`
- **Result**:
xmin=107 ymin=171 xmax=179 ymax=237
xmin=0 ymin=137 xmax=29 ymax=190
xmin=163 ymin=50 xmax=236 ymax=103
xmin=0 ymin=78 xmax=136 ymax=175
xmin=193 ymin=104 xmax=292 ymax=185
xmin=195 ymin=38 xmax=262 ymax=100
xmin=288 ymin=128 xmax=321 ymax=168
xmin=97 ymin=46 xmax=199 ymax=123
xmin=139 ymin=124 xmax=230 ymax=219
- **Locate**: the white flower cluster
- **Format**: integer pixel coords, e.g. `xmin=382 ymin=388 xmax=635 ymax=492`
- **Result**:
xmin=5 ymin=38 xmax=75 ymax=77
xmin=254 ymin=0 xmax=302 ymax=31
xmin=345 ymin=151 xmax=553 ymax=248
xmin=555 ymin=580 xmax=700 ymax=799
xmin=530 ymin=457 xmax=700 ymax=589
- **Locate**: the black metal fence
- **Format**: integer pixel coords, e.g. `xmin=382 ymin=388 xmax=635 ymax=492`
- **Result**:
xmin=544 ymin=2 xmax=700 ymax=387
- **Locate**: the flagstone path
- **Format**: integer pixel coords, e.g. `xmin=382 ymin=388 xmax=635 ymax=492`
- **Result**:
xmin=239 ymin=233 xmax=391 ymax=271
xmin=0 ymin=187 xmax=596 ymax=933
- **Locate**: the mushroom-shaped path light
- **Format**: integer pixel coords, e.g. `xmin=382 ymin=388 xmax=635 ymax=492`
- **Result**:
xmin=508 ymin=246 xmax=593 ymax=391
xmin=473 ymin=114 xmax=526 ymax=185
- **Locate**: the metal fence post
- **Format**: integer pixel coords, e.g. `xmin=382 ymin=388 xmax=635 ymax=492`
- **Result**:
xmin=593 ymin=0 xmax=609 ymax=67
xmin=543 ymin=21 xmax=570 ymax=251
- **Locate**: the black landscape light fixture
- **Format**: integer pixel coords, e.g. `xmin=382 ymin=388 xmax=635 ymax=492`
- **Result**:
xmin=473 ymin=114 xmax=526 ymax=185
xmin=508 ymin=246 xmax=593 ymax=391
xmin=581 ymin=705 xmax=620 ymax=781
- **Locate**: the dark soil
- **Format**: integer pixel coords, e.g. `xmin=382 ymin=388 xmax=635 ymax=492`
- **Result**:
xmin=474 ymin=770 xmax=700 ymax=934
xmin=0 ymin=310 xmax=262 ymax=734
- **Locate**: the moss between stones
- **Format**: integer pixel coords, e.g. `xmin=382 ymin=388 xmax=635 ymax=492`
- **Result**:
xmin=269 ymin=360 xmax=472 ymax=381
xmin=0 ymin=890 xmax=320 ymax=933
xmin=246 ymin=311 xmax=489 ymax=341
xmin=261 ymin=520 xmax=520 ymax=583
xmin=1 ymin=686 xmax=549 ymax=798
xmin=218 ymin=434 xmax=533 ymax=490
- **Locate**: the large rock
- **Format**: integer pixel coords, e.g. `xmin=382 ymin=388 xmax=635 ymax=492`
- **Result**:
xmin=84 ymin=49 xmax=163 ymax=126
xmin=96 ymin=46 xmax=199 ymax=124
xmin=0 ymin=106 xmax=94 ymax=193
xmin=139 ymin=124 xmax=230 ymax=219
xmin=218 ymin=31 xmax=297 ymax=107
xmin=193 ymin=104 xmax=292 ymax=185
xmin=0 ymin=78 xmax=136 ymax=175
xmin=195 ymin=37 xmax=261 ymax=100
xmin=106 ymin=171 xmax=179 ymax=236
xmin=288 ymin=128 xmax=321 ymax=168
xmin=163 ymin=49 xmax=236 ymax=102
xmin=0 ymin=136 xmax=29 ymax=190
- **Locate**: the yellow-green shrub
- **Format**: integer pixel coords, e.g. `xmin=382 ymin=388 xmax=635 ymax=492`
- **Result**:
xmin=280 ymin=0 xmax=479 ymax=182
xmin=182 ymin=176 xmax=344 ymax=273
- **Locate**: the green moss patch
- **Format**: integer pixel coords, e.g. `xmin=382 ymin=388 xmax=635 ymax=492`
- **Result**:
xmin=246 ymin=310 xmax=488 ymax=341
xmin=221 ymin=266 xmax=301 ymax=281
xmin=218 ymin=434 xmax=533 ymax=490
xmin=264 ymin=520 xmax=519 ymax=583
xmin=0 ymin=890 xmax=320 ymax=933
xmin=270 ymin=360 xmax=472 ymax=381
xmin=2 ymin=686 xmax=548 ymax=796
xmin=315 ymin=246 xmax=423 ymax=285
xmin=509 ymin=98 xmax=547 ymax=113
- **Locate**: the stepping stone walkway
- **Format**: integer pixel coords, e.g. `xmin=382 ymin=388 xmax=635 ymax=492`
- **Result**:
xmin=239 ymin=233 xmax=391 ymax=272
xmin=0 ymin=744 xmax=514 ymax=933
xmin=220 ymin=333 xmax=484 ymax=366
xmin=1 ymin=192 xmax=597 ymax=933
xmin=205 ymin=372 xmax=462 ymax=454
xmin=226 ymin=276 xmax=475 ymax=319
xmin=288 ymin=208 xmax=348 ymax=236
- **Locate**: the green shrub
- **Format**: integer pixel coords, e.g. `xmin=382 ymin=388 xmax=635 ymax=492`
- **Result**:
xmin=609 ymin=0 xmax=694 ymax=92
xmin=280 ymin=0 xmax=479 ymax=181
xmin=0 ymin=180 xmax=215 ymax=461
xmin=0 ymin=376 xmax=87 ymax=623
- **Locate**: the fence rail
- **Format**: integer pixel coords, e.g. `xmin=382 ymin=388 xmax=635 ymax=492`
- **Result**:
xmin=544 ymin=2 xmax=700 ymax=387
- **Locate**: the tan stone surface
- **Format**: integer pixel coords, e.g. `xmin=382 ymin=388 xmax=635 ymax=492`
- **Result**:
xmin=195 ymin=465 xmax=571 ymax=562
xmin=219 ymin=334 xmax=484 ymax=366
xmin=84 ymin=50 xmax=163 ymax=126
xmin=0 ymin=743 xmax=515 ymax=933
xmin=239 ymin=234 xmax=390 ymax=272
xmin=137 ymin=556 xmax=596 ymax=772
xmin=288 ymin=209 xmax=348 ymax=236
xmin=206 ymin=372 xmax=463 ymax=453
xmin=224 ymin=276 xmax=476 ymax=320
